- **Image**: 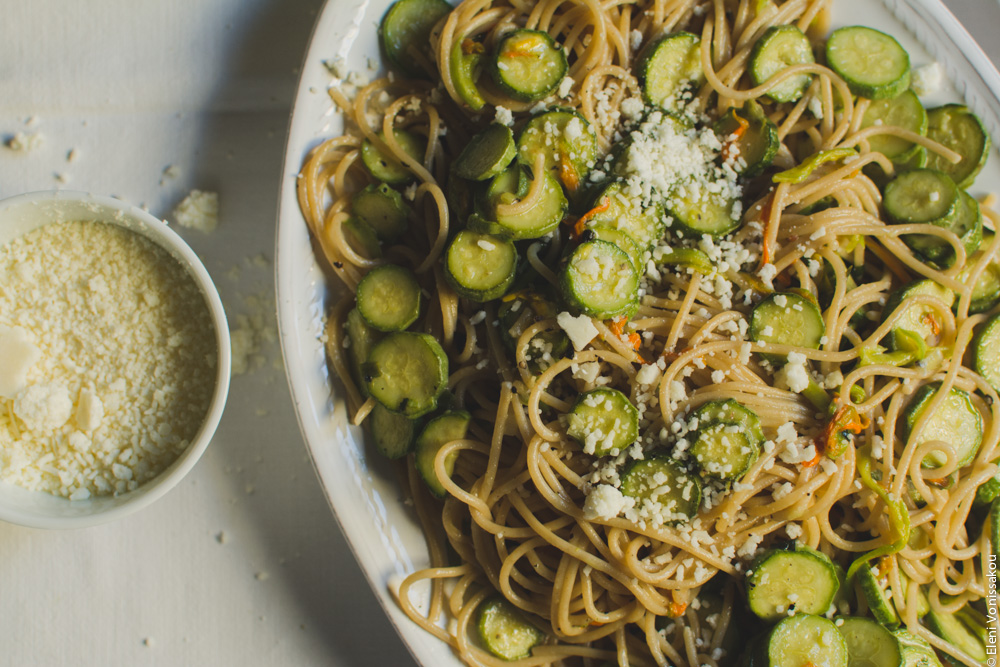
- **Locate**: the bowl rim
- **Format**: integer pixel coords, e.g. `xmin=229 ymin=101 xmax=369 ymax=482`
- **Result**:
xmin=0 ymin=189 xmax=232 ymax=529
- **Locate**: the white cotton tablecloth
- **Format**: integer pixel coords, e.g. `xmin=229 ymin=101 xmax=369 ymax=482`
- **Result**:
xmin=0 ymin=1 xmax=995 ymax=665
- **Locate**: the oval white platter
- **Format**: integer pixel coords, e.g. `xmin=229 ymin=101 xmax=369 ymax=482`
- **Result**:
xmin=275 ymin=1 xmax=1000 ymax=665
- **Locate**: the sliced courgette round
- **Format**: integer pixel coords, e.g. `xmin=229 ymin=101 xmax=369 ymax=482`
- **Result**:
xmin=486 ymin=165 xmax=568 ymax=240
xmin=449 ymin=37 xmax=486 ymax=111
xmin=491 ymin=29 xmax=567 ymax=102
xmin=638 ymin=31 xmax=704 ymax=110
xmin=689 ymin=399 xmax=764 ymax=481
xmin=924 ymin=104 xmax=990 ymax=188
xmin=881 ymin=279 xmax=954 ymax=352
xmin=415 ymin=410 xmax=470 ymax=497
xmin=747 ymin=546 xmax=841 ymax=622
xmin=584 ymin=225 xmax=643 ymax=274
xmin=584 ymin=181 xmax=666 ymax=249
xmin=958 ymin=231 xmax=1000 ymax=313
xmin=861 ymin=89 xmax=928 ymax=161
xmin=654 ymin=247 xmax=715 ymax=274
xmin=344 ymin=307 xmax=381 ymax=396
xmin=370 ymin=402 xmax=420 ymax=459
xmin=566 ymin=388 xmax=640 ymax=456
xmin=826 ymin=26 xmax=910 ymax=100
xmin=974 ymin=312 xmax=1000 ymax=393
xmin=443 ymin=230 xmax=517 ymax=302
xmin=356 ymin=264 xmax=422 ymax=332
xmin=477 ymin=595 xmax=545 ymax=660
xmin=902 ymin=382 xmax=983 ymax=469
xmin=749 ymin=25 xmax=815 ymax=103
xmin=668 ymin=189 xmax=741 ymax=239
xmin=342 ymin=217 xmax=383 ymax=259
xmin=454 ymin=123 xmax=517 ymax=181
xmin=560 ymin=239 xmax=639 ymax=319
xmin=364 ymin=331 xmax=449 ymax=417
xmin=379 ymin=0 xmax=452 ymax=78
xmin=713 ymin=100 xmax=779 ymax=177
xmin=856 ymin=564 xmax=900 ymax=628
xmin=361 ymin=129 xmax=426 ymax=185
xmin=620 ymin=454 xmax=701 ymax=524
xmin=750 ymin=292 xmax=826 ymax=351
xmin=883 ymin=168 xmax=958 ymax=226
xmin=351 ymin=183 xmax=410 ymax=242
xmin=926 ymin=605 xmax=988 ymax=664
xmin=765 ymin=614 xmax=849 ymax=667
xmin=892 ymin=629 xmax=943 ymax=667
xmin=517 ymin=109 xmax=597 ymax=190
xmin=884 ymin=169 xmax=981 ymax=264
xmin=836 ymin=616 xmax=904 ymax=667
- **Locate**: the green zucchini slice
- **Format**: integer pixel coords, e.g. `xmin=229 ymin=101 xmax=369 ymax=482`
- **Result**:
xmin=485 ymin=164 xmax=568 ymax=240
xmin=992 ymin=498 xmax=1000 ymax=557
xmin=491 ymin=29 xmax=567 ymax=102
xmin=746 ymin=546 xmax=841 ymax=621
xmin=884 ymin=169 xmax=981 ymax=264
xmin=749 ymin=292 xmax=826 ymax=351
xmin=351 ymin=183 xmax=410 ymax=242
xmin=361 ymin=129 xmax=426 ymax=185
xmin=765 ymin=614 xmax=849 ymax=667
xmin=443 ymin=230 xmax=517 ymax=302
xmin=517 ymin=109 xmax=597 ymax=190
xmin=689 ymin=399 xmax=764 ymax=481
xmin=364 ymin=331 xmax=449 ymax=418
xmin=902 ymin=382 xmax=983 ymax=469
xmin=477 ymin=596 xmax=544 ymax=660
xmin=370 ymin=402 xmax=420 ymax=459
xmin=566 ymin=388 xmax=640 ymax=456
xmin=356 ymin=264 xmax=422 ymax=332
xmin=925 ymin=104 xmax=991 ymax=188
xmin=713 ymin=100 xmax=779 ymax=177
xmin=584 ymin=225 xmax=643 ymax=274
xmin=454 ymin=123 xmax=516 ymax=181
xmin=881 ymin=279 xmax=954 ymax=352
xmin=861 ymin=90 xmax=928 ymax=161
xmin=654 ymin=247 xmax=715 ymax=274
xmin=344 ymin=307 xmax=381 ymax=396
xmin=449 ymin=37 xmax=486 ymax=111
xmin=620 ymin=454 xmax=701 ymax=524
xmin=958 ymin=231 xmax=1000 ymax=313
xmin=974 ymin=312 xmax=1000 ymax=393
xmin=926 ymin=605 xmax=988 ymax=665
xmin=836 ymin=616 xmax=904 ymax=667
xmin=856 ymin=564 xmax=900 ymax=628
xmin=892 ymin=629 xmax=942 ymax=667
xmin=584 ymin=181 xmax=666 ymax=249
xmin=826 ymin=26 xmax=911 ymax=100
xmin=669 ymin=189 xmax=741 ymax=239
xmin=560 ymin=239 xmax=640 ymax=319
xmin=342 ymin=217 xmax=383 ymax=259
xmin=749 ymin=25 xmax=815 ymax=103
xmin=379 ymin=0 xmax=451 ymax=78
xmin=883 ymin=168 xmax=958 ymax=226
xmin=638 ymin=31 xmax=704 ymax=110
xmin=415 ymin=410 xmax=470 ymax=497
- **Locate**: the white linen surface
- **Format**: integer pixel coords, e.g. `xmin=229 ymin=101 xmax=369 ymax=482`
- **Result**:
xmin=0 ymin=0 xmax=994 ymax=665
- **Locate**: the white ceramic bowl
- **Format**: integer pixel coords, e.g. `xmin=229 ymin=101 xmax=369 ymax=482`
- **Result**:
xmin=0 ymin=190 xmax=231 ymax=529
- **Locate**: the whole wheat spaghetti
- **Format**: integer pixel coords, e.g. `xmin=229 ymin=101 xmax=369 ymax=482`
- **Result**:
xmin=298 ymin=0 xmax=1000 ymax=664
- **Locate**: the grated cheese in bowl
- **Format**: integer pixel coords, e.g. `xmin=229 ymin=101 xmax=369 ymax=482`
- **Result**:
xmin=0 ymin=191 xmax=231 ymax=528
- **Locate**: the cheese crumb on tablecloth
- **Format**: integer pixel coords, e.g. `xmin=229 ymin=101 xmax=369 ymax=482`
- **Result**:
xmin=6 ymin=131 xmax=44 ymax=152
xmin=172 ymin=189 xmax=219 ymax=232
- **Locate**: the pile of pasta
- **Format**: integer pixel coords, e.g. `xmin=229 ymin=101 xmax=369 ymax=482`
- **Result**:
xmin=298 ymin=0 xmax=1000 ymax=664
